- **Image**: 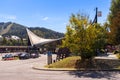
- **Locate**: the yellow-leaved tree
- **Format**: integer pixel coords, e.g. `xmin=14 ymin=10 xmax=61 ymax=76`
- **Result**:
xmin=61 ymin=14 xmax=107 ymax=61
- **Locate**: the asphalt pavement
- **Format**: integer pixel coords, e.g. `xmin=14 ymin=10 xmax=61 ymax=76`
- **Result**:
xmin=0 ymin=54 xmax=120 ymax=80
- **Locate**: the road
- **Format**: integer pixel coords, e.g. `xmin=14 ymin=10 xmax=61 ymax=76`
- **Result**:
xmin=0 ymin=54 xmax=120 ymax=80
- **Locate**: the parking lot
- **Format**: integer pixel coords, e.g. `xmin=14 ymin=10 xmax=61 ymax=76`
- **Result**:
xmin=0 ymin=54 xmax=120 ymax=80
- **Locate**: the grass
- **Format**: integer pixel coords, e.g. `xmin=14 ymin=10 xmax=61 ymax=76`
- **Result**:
xmin=117 ymin=66 xmax=120 ymax=69
xmin=45 ymin=56 xmax=96 ymax=69
xmin=113 ymin=66 xmax=120 ymax=70
xmin=45 ymin=56 xmax=80 ymax=68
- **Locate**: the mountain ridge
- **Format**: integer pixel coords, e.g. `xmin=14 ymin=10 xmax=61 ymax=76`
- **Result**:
xmin=0 ymin=22 xmax=64 ymax=39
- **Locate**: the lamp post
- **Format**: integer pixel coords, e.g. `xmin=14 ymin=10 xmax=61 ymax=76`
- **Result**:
xmin=95 ymin=7 xmax=98 ymax=23
xmin=93 ymin=7 xmax=102 ymax=24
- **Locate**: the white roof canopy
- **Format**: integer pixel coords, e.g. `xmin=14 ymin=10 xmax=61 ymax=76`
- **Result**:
xmin=26 ymin=28 xmax=63 ymax=46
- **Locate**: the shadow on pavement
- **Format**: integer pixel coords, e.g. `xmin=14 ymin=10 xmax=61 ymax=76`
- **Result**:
xmin=68 ymin=71 xmax=120 ymax=79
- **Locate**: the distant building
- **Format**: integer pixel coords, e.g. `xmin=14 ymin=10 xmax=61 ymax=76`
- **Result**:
xmin=5 ymin=36 xmax=11 ymax=40
xmin=11 ymin=35 xmax=20 ymax=40
xmin=22 ymin=38 xmax=27 ymax=41
xmin=0 ymin=35 xmax=3 ymax=41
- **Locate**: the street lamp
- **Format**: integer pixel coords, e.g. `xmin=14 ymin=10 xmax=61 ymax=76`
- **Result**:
xmin=92 ymin=7 xmax=102 ymax=24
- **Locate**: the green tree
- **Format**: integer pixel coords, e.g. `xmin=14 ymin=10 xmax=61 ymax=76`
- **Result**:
xmin=108 ymin=0 xmax=120 ymax=44
xmin=7 ymin=40 xmax=13 ymax=46
xmin=2 ymin=37 xmax=7 ymax=45
xmin=62 ymin=14 xmax=107 ymax=60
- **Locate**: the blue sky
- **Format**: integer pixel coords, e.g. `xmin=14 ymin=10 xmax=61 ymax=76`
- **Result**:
xmin=0 ymin=0 xmax=111 ymax=33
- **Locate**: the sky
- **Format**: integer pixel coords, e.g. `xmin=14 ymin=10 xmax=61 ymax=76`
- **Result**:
xmin=0 ymin=0 xmax=111 ymax=33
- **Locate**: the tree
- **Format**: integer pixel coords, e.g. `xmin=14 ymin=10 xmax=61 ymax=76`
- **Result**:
xmin=2 ymin=37 xmax=7 ymax=45
xmin=108 ymin=0 xmax=120 ymax=45
xmin=61 ymin=14 xmax=107 ymax=60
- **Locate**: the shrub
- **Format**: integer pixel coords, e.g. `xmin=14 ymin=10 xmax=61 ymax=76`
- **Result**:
xmin=116 ymin=53 xmax=120 ymax=59
xmin=113 ymin=50 xmax=120 ymax=54
xmin=100 ymin=49 xmax=105 ymax=54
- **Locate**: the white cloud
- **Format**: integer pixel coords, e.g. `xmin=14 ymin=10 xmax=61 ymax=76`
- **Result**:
xmin=0 ymin=14 xmax=17 ymax=20
xmin=42 ymin=17 xmax=49 ymax=21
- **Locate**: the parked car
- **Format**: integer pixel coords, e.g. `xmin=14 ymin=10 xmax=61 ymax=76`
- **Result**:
xmin=30 ymin=53 xmax=39 ymax=58
xmin=2 ymin=54 xmax=14 ymax=60
xmin=12 ymin=53 xmax=20 ymax=60
xmin=19 ymin=52 xmax=30 ymax=59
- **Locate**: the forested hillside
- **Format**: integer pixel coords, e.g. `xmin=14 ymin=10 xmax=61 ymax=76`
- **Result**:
xmin=0 ymin=22 xmax=64 ymax=39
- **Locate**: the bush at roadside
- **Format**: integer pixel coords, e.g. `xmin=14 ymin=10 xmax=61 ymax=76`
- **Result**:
xmin=116 ymin=53 xmax=120 ymax=59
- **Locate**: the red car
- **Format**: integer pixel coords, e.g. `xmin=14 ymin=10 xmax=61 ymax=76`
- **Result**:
xmin=2 ymin=54 xmax=14 ymax=60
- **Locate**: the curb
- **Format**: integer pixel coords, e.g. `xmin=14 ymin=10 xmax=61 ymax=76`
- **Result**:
xmin=32 ymin=67 xmax=77 ymax=71
xmin=32 ymin=66 xmax=120 ymax=71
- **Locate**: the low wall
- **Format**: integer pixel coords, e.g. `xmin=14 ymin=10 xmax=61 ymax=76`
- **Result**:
xmin=94 ymin=59 xmax=120 ymax=69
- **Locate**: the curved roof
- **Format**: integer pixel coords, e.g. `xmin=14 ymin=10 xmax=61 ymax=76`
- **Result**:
xmin=26 ymin=28 xmax=63 ymax=47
